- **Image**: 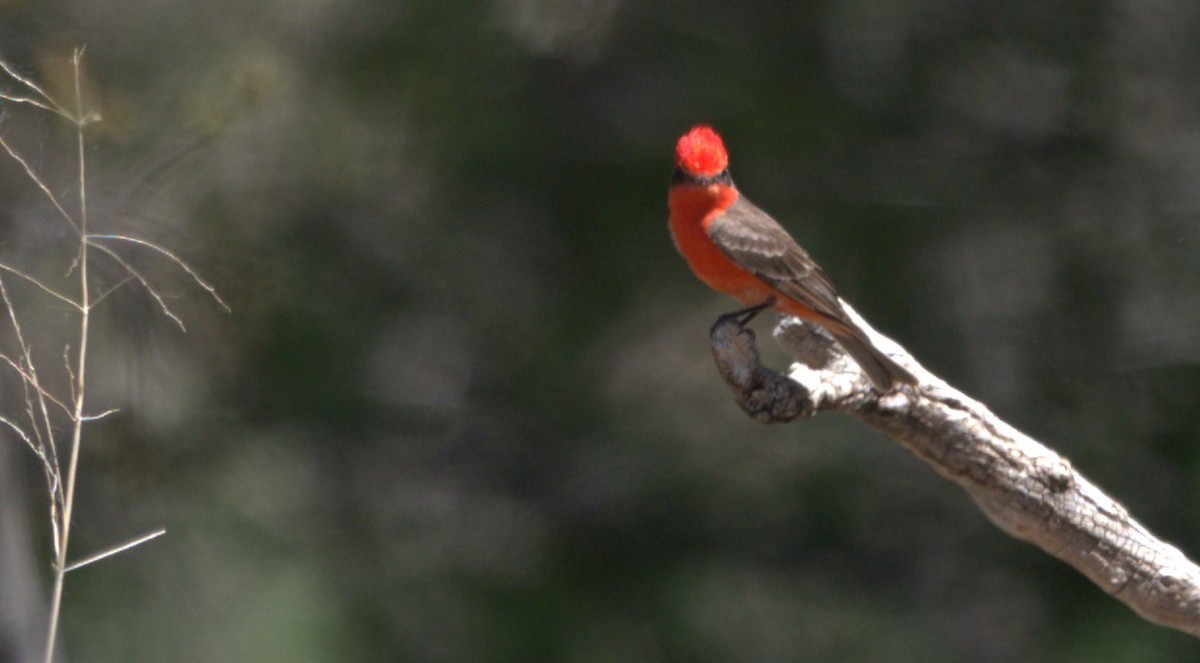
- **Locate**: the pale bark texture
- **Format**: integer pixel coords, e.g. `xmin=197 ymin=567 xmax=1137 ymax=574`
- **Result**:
xmin=709 ymin=310 xmax=1200 ymax=639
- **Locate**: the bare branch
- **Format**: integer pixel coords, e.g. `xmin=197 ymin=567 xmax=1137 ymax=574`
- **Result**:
xmin=0 ymin=410 xmax=58 ymax=520
xmin=709 ymin=311 xmax=1200 ymax=639
xmin=61 ymin=346 xmax=76 ymax=407
xmin=0 ymin=59 xmax=73 ymax=119
xmin=88 ymin=234 xmax=231 ymax=312
xmin=0 ymin=414 xmax=39 ymax=457
xmin=0 ymin=262 xmax=82 ymax=310
xmin=0 ymin=136 xmax=80 ymax=235
xmin=64 ymin=528 xmax=166 ymax=573
xmin=85 ymin=242 xmax=187 ymax=331
xmin=79 ymin=409 xmax=119 ymax=422
xmin=0 ymin=273 xmax=70 ymax=427
xmin=0 ymin=272 xmax=65 ymax=562
xmin=4 ymin=51 xmax=191 ymax=663
xmin=708 ymin=322 xmax=811 ymax=423
xmin=0 ymin=356 xmax=72 ymax=417
xmin=43 ymin=48 xmax=94 ymax=663
xmin=89 ymin=275 xmax=135 ymax=308
xmin=0 ymin=93 xmax=61 ymax=115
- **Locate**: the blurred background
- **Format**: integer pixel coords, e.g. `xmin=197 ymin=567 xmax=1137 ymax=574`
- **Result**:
xmin=1 ymin=1 xmax=1199 ymax=661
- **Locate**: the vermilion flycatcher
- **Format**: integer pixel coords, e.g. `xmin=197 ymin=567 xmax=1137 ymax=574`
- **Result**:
xmin=668 ymin=125 xmax=915 ymax=390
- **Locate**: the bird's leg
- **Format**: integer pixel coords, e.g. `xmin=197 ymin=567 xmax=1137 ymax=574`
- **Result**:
xmin=711 ymin=298 xmax=776 ymax=336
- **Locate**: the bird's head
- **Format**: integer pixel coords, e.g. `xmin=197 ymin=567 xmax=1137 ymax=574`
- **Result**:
xmin=674 ymin=125 xmax=729 ymax=179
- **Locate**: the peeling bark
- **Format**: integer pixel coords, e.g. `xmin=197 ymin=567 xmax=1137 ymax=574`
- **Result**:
xmin=709 ymin=312 xmax=1200 ymax=638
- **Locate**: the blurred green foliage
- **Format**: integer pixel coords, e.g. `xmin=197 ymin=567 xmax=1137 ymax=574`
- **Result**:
xmin=1 ymin=0 xmax=1199 ymax=661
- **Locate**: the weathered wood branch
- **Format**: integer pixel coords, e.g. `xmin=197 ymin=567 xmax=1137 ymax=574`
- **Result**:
xmin=709 ymin=311 xmax=1200 ymax=638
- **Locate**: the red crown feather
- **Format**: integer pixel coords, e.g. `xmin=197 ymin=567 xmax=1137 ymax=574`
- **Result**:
xmin=675 ymin=125 xmax=728 ymax=177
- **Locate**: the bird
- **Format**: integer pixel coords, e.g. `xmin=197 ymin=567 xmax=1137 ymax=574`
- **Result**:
xmin=668 ymin=125 xmax=916 ymax=389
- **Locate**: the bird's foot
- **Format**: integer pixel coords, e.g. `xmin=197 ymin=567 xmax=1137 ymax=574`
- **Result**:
xmin=710 ymin=298 xmax=776 ymax=336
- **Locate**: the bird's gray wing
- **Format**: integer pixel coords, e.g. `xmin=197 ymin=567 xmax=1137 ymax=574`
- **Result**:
xmin=705 ymin=194 xmax=847 ymax=322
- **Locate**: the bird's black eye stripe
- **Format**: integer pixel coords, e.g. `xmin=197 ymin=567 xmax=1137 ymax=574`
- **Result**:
xmin=671 ymin=168 xmax=733 ymax=187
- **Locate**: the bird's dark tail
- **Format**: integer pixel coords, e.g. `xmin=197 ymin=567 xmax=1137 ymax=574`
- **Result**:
xmin=829 ymin=328 xmax=917 ymax=390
